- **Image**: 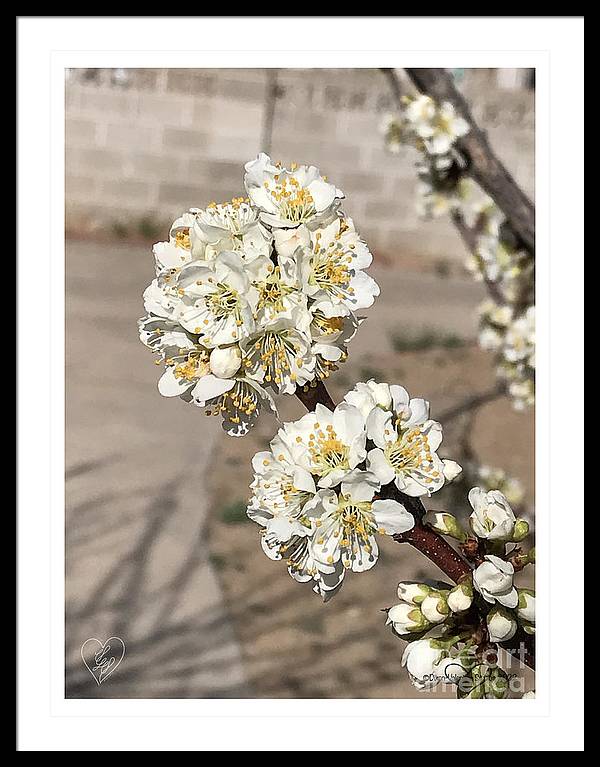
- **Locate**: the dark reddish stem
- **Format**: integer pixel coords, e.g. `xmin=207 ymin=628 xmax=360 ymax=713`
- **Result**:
xmin=393 ymin=524 xmax=471 ymax=583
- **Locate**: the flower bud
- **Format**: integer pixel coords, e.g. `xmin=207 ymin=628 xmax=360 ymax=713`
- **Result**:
xmin=386 ymin=602 xmax=429 ymax=635
xmin=473 ymin=555 xmax=518 ymax=608
xmin=447 ymin=579 xmax=474 ymax=613
xmin=209 ymin=345 xmax=241 ymax=379
xmin=468 ymin=487 xmax=516 ymax=541
xmin=511 ymin=518 xmax=530 ymax=542
xmin=486 ymin=605 xmax=518 ymax=642
xmin=420 ymin=591 xmax=450 ymax=624
xmin=423 ymin=511 xmax=466 ymax=542
xmin=434 ymin=655 xmax=469 ymax=685
xmin=522 ymin=690 xmax=536 ymax=699
xmin=516 ymin=588 xmax=535 ymax=624
xmin=401 ymin=639 xmax=444 ymax=690
xmin=396 ymin=581 xmax=431 ymax=605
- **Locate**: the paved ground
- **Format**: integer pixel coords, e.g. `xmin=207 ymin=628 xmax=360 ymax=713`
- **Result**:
xmin=65 ymin=239 xmax=249 ymax=698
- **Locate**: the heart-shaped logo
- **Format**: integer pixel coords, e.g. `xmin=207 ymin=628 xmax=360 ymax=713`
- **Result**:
xmin=80 ymin=637 xmax=126 ymax=686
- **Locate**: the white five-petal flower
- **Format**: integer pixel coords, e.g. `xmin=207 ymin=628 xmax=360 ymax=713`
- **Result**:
xmin=405 ymin=95 xmax=469 ymax=155
xmin=346 ymin=382 xmax=460 ymax=497
xmin=244 ymin=153 xmax=344 ymax=229
xmin=247 ymin=449 xmax=344 ymax=599
xmin=305 ymin=469 xmax=414 ymax=573
xmin=192 ymin=197 xmax=271 ymax=262
xmin=175 ymin=251 xmax=257 ymax=346
xmin=247 ymin=255 xmax=309 ymax=327
xmin=241 ymin=315 xmax=315 ymax=395
xmin=273 ymin=402 xmax=367 ymax=488
xmin=300 ymin=217 xmax=379 ymax=311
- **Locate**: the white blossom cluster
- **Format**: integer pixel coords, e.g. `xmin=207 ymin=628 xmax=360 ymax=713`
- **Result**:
xmin=138 ymin=154 xmax=379 ymax=436
xmin=382 ymin=95 xmax=469 ymax=158
xmin=468 ymin=198 xmax=535 ymax=409
xmin=381 ymin=95 xmax=470 ymax=220
xmin=387 ymin=486 xmax=534 ymax=697
xmin=382 ymin=94 xmax=535 ymax=411
xmin=247 ymin=381 xmax=462 ymax=599
xmin=479 ymin=301 xmax=535 ymax=410
xmin=465 ymin=199 xmax=533 ymax=299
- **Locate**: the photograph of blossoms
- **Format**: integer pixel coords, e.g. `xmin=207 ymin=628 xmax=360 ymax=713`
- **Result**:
xmin=65 ymin=67 xmax=535 ymax=699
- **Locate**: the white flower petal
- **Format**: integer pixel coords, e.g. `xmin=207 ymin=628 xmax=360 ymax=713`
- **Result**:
xmin=191 ymin=374 xmax=235 ymax=404
xmin=366 ymin=408 xmax=394 ymax=448
xmin=372 ymin=500 xmax=415 ymax=535
xmin=366 ymin=448 xmax=396 ymax=485
xmin=158 ymin=367 xmax=192 ymax=397
xmin=307 ymin=179 xmax=337 ymax=211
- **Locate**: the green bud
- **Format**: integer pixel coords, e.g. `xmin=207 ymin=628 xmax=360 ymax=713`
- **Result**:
xmin=511 ymin=519 xmax=530 ymax=542
xmin=421 ymin=591 xmax=450 ymax=624
xmin=387 ymin=603 xmax=431 ymax=635
xmin=396 ymin=581 xmax=431 ymax=605
xmin=407 ymin=607 xmax=429 ymax=631
xmin=517 ymin=588 xmax=535 ymax=607
xmin=516 ymin=588 xmax=535 ymax=626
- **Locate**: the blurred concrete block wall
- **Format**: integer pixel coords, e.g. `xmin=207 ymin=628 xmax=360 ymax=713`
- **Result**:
xmin=65 ymin=67 xmax=534 ymax=263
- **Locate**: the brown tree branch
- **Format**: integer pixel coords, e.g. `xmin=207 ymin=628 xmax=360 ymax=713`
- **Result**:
xmin=402 ymin=68 xmax=535 ymax=254
xmin=295 ymin=381 xmax=535 ymax=671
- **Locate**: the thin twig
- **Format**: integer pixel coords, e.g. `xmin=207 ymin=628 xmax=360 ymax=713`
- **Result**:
xmin=438 ymin=385 xmax=505 ymax=424
xmin=451 ymin=210 xmax=508 ymax=306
